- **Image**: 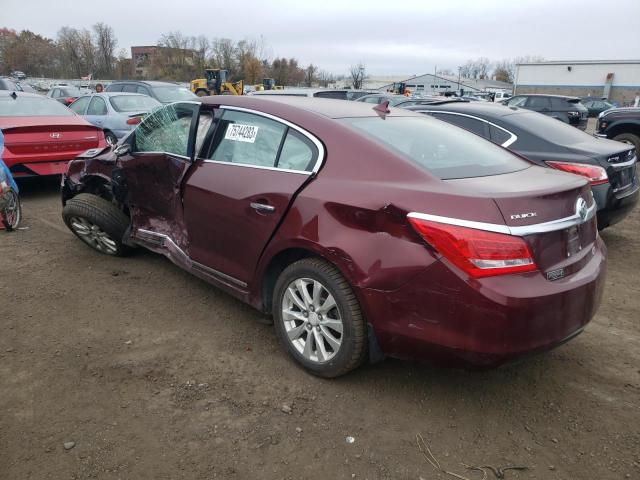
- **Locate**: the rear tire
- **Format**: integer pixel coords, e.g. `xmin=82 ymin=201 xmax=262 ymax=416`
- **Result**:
xmin=195 ymin=89 xmax=209 ymax=97
xmin=273 ymin=258 xmax=367 ymax=378
xmin=62 ymin=193 xmax=130 ymax=256
xmin=612 ymin=133 xmax=640 ymax=152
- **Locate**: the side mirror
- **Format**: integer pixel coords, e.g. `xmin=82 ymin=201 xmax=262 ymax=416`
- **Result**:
xmin=113 ymin=143 xmax=131 ymax=157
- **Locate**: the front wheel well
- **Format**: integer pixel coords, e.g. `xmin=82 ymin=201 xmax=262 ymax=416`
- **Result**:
xmin=608 ymin=122 xmax=640 ymax=138
xmin=64 ymin=176 xmax=129 ymax=217
xmin=261 ymin=248 xmax=320 ymax=313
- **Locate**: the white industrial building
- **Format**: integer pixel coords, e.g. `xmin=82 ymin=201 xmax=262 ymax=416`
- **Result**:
xmin=377 ymin=73 xmax=512 ymax=95
xmin=515 ymin=60 xmax=640 ymax=105
xmin=333 ymin=73 xmax=511 ymax=95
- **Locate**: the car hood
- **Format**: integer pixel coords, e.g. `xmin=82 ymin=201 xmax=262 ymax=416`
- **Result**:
xmin=0 ymin=115 xmax=96 ymax=130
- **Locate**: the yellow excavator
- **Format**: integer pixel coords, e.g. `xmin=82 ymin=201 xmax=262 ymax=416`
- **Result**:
xmin=254 ymin=78 xmax=284 ymax=92
xmin=190 ymin=69 xmax=244 ymax=96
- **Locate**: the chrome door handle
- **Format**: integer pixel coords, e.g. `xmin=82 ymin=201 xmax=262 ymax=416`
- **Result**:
xmin=250 ymin=202 xmax=275 ymax=213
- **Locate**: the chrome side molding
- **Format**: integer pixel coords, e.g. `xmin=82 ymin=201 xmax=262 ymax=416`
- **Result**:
xmin=408 ymin=201 xmax=597 ymax=236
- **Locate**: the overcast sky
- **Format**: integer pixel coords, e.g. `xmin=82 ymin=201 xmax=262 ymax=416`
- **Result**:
xmin=3 ymin=0 xmax=639 ymax=75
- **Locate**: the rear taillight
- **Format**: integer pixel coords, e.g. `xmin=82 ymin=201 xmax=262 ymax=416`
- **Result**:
xmin=126 ymin=116 xmax=142 ymax=125
xmin=545 ymin=161 xmax=608 ymax=186
xmin=407 ymin=216 xmax=537 ymax=278
xmin=63 ymin=97 xmax=75 ymax=105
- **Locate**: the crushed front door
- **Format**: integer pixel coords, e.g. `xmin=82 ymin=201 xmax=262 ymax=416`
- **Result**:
xmin=116 ymin=102 xmax=199 ymax=250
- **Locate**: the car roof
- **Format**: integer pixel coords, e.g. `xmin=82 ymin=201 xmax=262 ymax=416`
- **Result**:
xmin=404 ymin=101 xmax=529 ymax=118
xmin=78 ymin=92 xmax=149 ymax=98
xmin=251 ymin=88 xmax=355 ymax=97
xmin=516 ymin=93 xmax=580 ymax=100
xmin=108 ymin=80 xmax=182 ymax=87
xmin=201 ymin=95 xmax=424 ymax=119
xmin=0 ymin=90 xmax=42 ymax=99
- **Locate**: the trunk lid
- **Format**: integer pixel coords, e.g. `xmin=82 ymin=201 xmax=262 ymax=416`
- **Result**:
xmin=446 ymin=166 xmax=597 ymax=277
xmin=1 ymin=117 xmax=102 ymax=164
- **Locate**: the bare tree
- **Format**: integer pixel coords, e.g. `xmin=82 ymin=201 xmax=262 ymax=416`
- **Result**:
xmin=437 ymin=68 xmax=454 ymax=76
xmin=304 ymin=64 xmax=317 ymax=87
xmin=317 ymin=70 xmax=335 ymax=87
xmin=349 ymin=63 xmax=366 ymax=89
xmin=57 ymin=27 xmax=83 ymax=77
xmin=93 ymin=23 xmax=117 ymax=78
xmin=493 ymin=60 xmax=512 ymax=83
xmin=476 ymin=57 xmax=492 ymax=79
xmin=211 ymin=38 xmax=238 ymax=77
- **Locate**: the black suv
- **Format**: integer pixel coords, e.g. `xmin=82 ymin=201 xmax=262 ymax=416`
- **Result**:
xmin=596 ymin=107 xmax=640 ymax=153
xmin=105 ymin=80 xmax=196 ymax=104
xmin=505 ymin=94 xmax=588 ymax=130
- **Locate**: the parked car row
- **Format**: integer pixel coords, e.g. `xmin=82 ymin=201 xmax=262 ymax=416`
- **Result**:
xmin=1 ymin=82 xmax=637 ymax=378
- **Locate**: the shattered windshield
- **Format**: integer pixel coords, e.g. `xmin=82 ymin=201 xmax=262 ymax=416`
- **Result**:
xmin=133 ymin=103 xmax=197 ymax=156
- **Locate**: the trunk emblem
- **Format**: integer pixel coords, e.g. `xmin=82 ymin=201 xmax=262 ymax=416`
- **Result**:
xmin=547 ymin=268 xmax=565 ymax=281
xmin=50 ymin=133 xmax=62 ymax=139
xmin=576 ymin=197 xmax=588 ymax=222
xmin=510 ymin=212 xmax=537 ymax=220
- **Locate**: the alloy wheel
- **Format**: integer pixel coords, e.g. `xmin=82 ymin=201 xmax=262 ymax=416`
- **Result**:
xmin=69 ymin=216 xmax=118 ymax=255
xmin=281 ymin=278 xmax=343 ymax=363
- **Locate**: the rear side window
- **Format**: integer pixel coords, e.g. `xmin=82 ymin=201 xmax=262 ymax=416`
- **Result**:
xmin=314 ymin=91 xmax=348 ymax=100
xmin=489 ymin=125 xmax=512 ymax=145
xmin=341 ymin=116 xmax=529 ymax=180
xmin=550 ymin=97 xmax=571 ymax=110
xmin=526 ymin=96 xmax=551 ymax=109
xmin=431 ymin=113 xmax=489 ymax=138
xmin=107 ymin=84 xmax=123 ymax=92
xmin=207 ymin=110 xmax=286 ymax=167
xmin=122 ymin=84 xmax=138 ymax=93
xmin=277 ymin=130 xmax=317 ymax=171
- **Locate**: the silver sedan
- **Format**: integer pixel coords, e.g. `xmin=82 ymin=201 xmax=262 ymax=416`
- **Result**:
xmin=69 ymin=92 xmax=161 ymax=146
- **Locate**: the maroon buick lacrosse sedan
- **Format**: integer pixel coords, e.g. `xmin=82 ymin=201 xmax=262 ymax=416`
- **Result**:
xmin=61 ymin=96 xmax=606 ymax=377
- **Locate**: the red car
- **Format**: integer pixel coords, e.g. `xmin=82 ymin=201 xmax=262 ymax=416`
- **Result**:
xmin=0 ymin=91 xmax=106 ymax=177
xmin=60 ymin=97 xmax=606 ymax=377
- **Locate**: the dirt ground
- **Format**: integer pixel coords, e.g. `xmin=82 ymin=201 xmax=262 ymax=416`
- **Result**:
xmin=1 ymin=176 xmax=639 ymax=480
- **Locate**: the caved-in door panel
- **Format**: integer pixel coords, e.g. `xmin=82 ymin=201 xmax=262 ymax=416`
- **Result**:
xmin=183 ymin=162 xmax=309 ymax=283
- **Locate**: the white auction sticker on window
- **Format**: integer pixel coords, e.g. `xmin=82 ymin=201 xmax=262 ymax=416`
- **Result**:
xmin=225 ymin=124 xmax=259 ymax=143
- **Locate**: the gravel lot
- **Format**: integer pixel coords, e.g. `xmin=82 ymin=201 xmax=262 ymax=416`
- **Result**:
xmin=1 ymin=175 xmax=639 ymax=480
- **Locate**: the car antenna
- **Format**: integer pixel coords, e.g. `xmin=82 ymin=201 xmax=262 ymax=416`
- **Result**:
xmin=10 ymin=91 xmax=17 ymax=99
xmin=373 ymin=100 xmax=390 ymax=117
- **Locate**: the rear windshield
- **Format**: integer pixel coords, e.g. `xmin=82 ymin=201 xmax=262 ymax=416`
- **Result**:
xmin=60 ymin=87 xmax=83 ymax=97
xmin=0 ymin=96 xmax=74 ymax=116
xmin=340 ymin=116 xmax=530 ymax=180
xmin=109 ymin=94 xmax=161 ymax=112
xmin=151 ymin=86 xmax=196 ymax=103
xmin=506 ymin=111 xmax=594 ymax=145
